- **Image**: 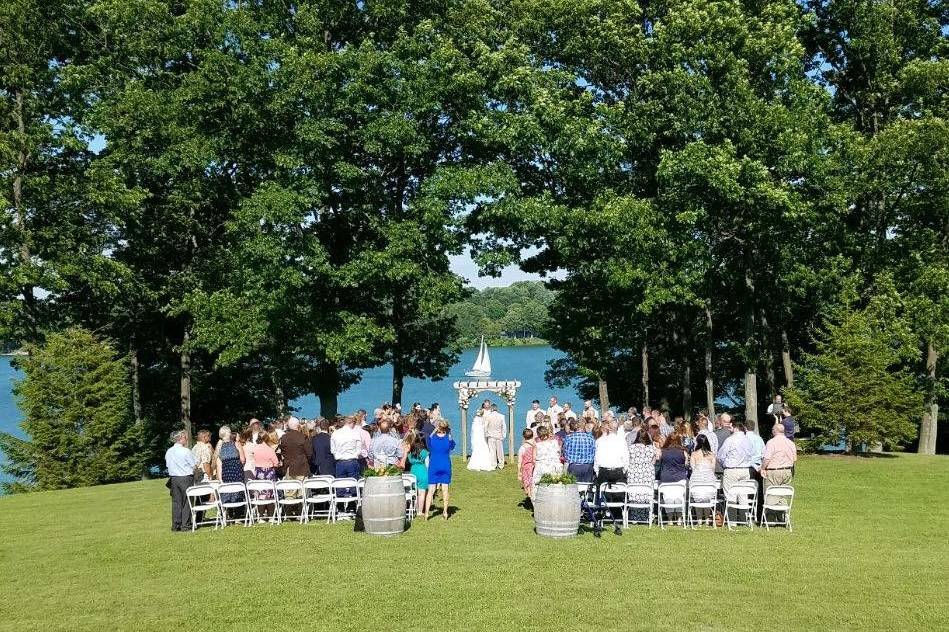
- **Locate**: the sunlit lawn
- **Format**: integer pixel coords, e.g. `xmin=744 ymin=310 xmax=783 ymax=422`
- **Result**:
xmin=1 ymin=454 xmax=947 ymax=631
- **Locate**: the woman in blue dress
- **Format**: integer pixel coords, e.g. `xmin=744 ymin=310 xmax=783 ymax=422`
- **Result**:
xmin=426 ymin=420 xmax=456 ymax=520
xmin=214 ymin=426 xmax=245 ymax=504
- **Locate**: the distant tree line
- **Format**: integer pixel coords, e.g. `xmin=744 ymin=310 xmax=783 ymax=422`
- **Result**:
xmin=0 ymin=0 xmax=945 ymax=491
xmin=447 ymin=281 xmax=555 ymax=346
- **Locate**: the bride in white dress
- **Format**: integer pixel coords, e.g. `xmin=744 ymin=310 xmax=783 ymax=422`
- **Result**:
xmin=467 ymin=411 xmax=495 ymax=471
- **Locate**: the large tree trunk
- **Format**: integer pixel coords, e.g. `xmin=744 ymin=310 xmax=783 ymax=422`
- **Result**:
xmin=682 ymin=358 xmax=692 ymax=419
xmin=319 ymin=389 xmax=338 ymax=419
xmin=392 ymin=360 xmax=404 ymax=408
xmin=704 ymin=300 xmax=716 ymax=418
xmin=641 ymin=341 xmax=649 ymax=410
xmin=918 ymin=342 xmax=938 ymax=455
xmin=13 ymin=89 xmax=36 ymax=341
xmin=758 ymin=309 xmax=776 ymax=399
xmin=180 ymin=327 xmax=192 ymax=440
xmin=598 ymin=377 xmax=610 ymax=413
xmin=131 ymin=342 xmax=146 ymax=479
xmin=743 ymin=267 xmax=758 ymax=431
xmin=780 ymin=327 xmax=794 ymax=388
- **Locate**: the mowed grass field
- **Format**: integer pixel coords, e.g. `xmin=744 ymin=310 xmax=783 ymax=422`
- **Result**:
xmin=1 ymin=454 xmax=948 ymax=632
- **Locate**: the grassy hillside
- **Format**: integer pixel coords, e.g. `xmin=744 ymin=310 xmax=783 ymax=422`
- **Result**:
xmin=1 ymin=454 xmax=947 ymax=631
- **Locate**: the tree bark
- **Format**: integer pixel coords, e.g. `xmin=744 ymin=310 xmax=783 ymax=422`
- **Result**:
xmin=641 ymin=341 xmax=649 ymax=410
xmin=683 ymin=357 xmax=692 ymax=419
xmin=392 ymin=361 xmax=404 ymax=408
xmin=130 ymin=342 xmax=147 ymax=479
xmin=13 ymin=89 xmax=36 ymax=341
xmin=598 ymin=377 xmax=610 ymax=413
xmin=180 ymin=327 xmax=192 ymax=440
xmin=780 ymin=327 xmax=794 ymax=388
xmin=743 ymin=267 xmax=758 ymax=431
xmin=918 ymin=342 xmax=938 ymax=455
xmin=704 ymin=300 xmax=716 ymax=418
xmin=319 ymin=389 xmax=338 ymax=419
xmin=272 ymin=373 xmax=287 ymax=417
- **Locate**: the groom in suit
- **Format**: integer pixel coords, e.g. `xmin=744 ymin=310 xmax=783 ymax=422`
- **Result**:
xmin=485 ymin=403 xmax=506 ymax=469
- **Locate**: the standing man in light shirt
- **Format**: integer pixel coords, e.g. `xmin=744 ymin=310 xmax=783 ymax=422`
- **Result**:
xmin=485 ymin=404 xmax=507 ymax=469
xmin=546 ymin=396 xmax=563 ymax=419
xmin=369 ymin=419 xmax=403 ymax=468
xmin=717 ymin=422 xmax=753 ymax=499
xmin=563 ymin=402 xmax=578 ymax=421
xmin=592 ymin=420 xmax=628 ymax=536
xmin=331 ymin=416 xmax=365 ymax=494
xmin=165 ymin=430 xmax=197 ymax=532
xmin=762 ymin=423 xmax=797 ymax=496
xmin=713 ymin=413 xmax=733 ymax=475
xmin=525 ymin=400 xmax=542 ymax=428
xmin=581 ymin=400 xmax=599 ymax=420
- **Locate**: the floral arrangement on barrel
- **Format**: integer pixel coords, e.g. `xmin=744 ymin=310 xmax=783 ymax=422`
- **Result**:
xmin=537 ymin=472 xmax=577 ymax=485
xmin=363 ymin=465 xmax=404 ymax=477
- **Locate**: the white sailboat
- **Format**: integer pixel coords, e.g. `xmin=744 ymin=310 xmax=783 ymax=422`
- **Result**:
xmin=465 ymin=335 xmax=492 ymax=378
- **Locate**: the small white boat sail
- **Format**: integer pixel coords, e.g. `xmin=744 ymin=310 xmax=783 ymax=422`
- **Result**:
xmin=465 ymin=335 xmax=492 ymax=377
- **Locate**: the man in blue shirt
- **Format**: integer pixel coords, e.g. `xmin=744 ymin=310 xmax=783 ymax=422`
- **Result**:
xmin=165 ymin=430 xmax=197 ymax=532
xmin=562 ymin=419 xmax=596 ymax=482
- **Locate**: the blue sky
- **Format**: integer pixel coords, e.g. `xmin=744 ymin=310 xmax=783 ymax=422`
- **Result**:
xmin=450 ymin=249 xmax=553 ymax=289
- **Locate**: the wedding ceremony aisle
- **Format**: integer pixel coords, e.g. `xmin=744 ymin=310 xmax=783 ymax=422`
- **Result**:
xmin=1 ymin=454 xmax=947 ymax=631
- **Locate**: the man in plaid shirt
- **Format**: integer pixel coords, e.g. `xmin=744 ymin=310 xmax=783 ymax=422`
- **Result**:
xmin=563 ymin=419 xmax=596 ymax=482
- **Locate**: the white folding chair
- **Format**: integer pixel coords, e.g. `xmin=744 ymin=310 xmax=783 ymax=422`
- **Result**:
xmin=331 ymin=478 xmax=359 ymax=522
xmin=216 ymin=482 xmax=250 ymax=527
xmin=724 ymin=480 xmax=758 ymax=530
xmin=303 ymin=477 xmax=334 ymax=523
xmin=601 ymin=482 xmax=628 ymax=528
xmin=402 ymin=474 xmax=418 ymax=519
xmin=275 ymin=479 xmax=306 ymax=524
xmin=760 ymin=485 xmax=794 ymax=531
xmin=626 ymin=484 xmax=655 ymax=527
xmin=245 ymin=480 xmax=278 ymax=525
xmin=186 ymin=484 xmax=221 ymax=531
xmin=356 ymin=478 xmax=367 ymax=509
xmin=687 ymin=484 xmax=718 ymax=529
xmin=657 ymin=482 xmax=687 ymax=528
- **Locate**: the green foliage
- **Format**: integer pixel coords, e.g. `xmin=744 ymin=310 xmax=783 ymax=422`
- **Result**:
xmin=537 ymin=472 xmax=577 ymax=485
xmin=786 ymin=279 xmax=923 ymax=451
xmin=0 ymin=328 xmax=142 ymax=492
xmin=362 ymin=465 xmax=404 ymax=478
xmin=447 ymin=281 xmax=554 ymax=346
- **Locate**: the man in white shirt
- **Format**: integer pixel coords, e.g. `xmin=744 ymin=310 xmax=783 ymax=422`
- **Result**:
xmin=592 ymin=420 xmax=628 ymax=536
xmin=331 ymin=416 xmax=365 ymax=491
xmin=766 ymin=394 xmax=784 ymax=416
xmin=563 ymin=402 xmax=578 ymax=421
xmin=165 ymin=430 xmax=197 ymax=532
xmin=718 ymin=423 xmax=753 ymax=498
xmin=546 ymin=396 xmax=564 ymax=419
xmin=581 ymin=400 xmax=599 ymax=420
xmin=525 ymin=400 xmax=542 ymax=428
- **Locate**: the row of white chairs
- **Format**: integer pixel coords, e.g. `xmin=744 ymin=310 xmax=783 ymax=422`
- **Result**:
xmin=577 ymin=481 xmax=794 ymax=531
xmin=185 ymin=474 xmax=419 ymax=531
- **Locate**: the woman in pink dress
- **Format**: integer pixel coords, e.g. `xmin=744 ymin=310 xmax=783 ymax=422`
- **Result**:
xmin=517 ymin=428 xmax=536 ymax=499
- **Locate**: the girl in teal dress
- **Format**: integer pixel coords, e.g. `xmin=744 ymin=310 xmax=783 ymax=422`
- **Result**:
xmin=407 ymin=434 xmax=430 ymax=520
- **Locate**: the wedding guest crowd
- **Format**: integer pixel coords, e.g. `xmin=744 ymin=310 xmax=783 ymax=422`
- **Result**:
xmin=515 ymin=401 xmax=798 ymax=523
xmin=166 ymin=402 xmax=466 ymax=528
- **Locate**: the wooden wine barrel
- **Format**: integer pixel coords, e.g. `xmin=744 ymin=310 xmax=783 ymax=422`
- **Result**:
xmin=362 ymin=476 xmax=406 ymax=536
xmin=534 ymin=483 xmax=581 ymax=538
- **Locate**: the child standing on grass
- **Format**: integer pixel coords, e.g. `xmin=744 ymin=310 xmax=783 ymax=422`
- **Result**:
xmin=518 ymin=428 xmax=536 ymax=499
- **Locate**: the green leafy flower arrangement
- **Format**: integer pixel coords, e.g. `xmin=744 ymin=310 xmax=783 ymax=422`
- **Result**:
xmin=363 ymin=465 xmax=404 ymax=477
xmin=538 ymin=472 xmax=577 ymax=485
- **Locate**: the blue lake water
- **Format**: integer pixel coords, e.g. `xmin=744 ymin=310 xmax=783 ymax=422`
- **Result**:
xmin=0 ymin=345 xmax=577 ymax=477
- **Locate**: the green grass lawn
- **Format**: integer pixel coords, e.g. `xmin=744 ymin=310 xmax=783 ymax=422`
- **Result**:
xmin=1 ymin=454 xmax=948 ymax=631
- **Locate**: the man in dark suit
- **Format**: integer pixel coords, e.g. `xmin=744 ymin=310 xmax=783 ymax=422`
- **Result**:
xmin=279 ymin=417 xmax=313 ymax=481
xmin=310 ymin=418 xmax=336 ymax=475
